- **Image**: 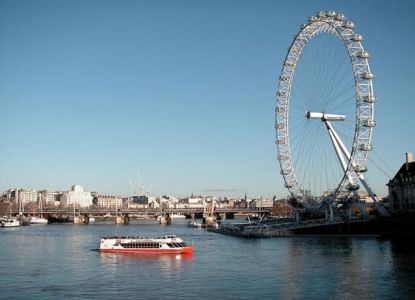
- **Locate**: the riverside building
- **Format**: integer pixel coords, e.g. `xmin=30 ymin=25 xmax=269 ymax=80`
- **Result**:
xmin=388 ymin=152 xmax=415 ymax=215
xmin=60 ymin=185 xmax=93 ymax=208
xmin=93 ymin=194 xmax=123 ymax=208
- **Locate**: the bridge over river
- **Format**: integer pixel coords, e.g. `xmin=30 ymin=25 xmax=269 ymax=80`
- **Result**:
xmin=12 ymin=207 xmax=273 ymax=217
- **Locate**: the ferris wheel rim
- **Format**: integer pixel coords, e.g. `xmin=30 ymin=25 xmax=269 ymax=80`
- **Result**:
xmin=275 ymin=11 xmax=376 ymax=201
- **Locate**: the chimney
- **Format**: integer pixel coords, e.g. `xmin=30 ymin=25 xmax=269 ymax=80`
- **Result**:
xmin=406 ymin=152 xmax=413 ymax=171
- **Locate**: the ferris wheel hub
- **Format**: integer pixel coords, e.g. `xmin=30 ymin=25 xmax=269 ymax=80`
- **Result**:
xmin=305 ymin=111 xmax=346 ymax=121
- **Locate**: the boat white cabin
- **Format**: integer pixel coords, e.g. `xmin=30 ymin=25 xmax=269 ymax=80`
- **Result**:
xmin=98 ymin=234 xmax=193 ymax=254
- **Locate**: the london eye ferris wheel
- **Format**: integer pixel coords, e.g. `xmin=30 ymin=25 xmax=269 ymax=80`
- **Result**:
xmin=275 ymin=11 xmax=379 ymax=208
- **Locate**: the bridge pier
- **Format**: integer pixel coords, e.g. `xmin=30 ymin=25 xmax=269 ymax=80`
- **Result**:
xmin=73 ymin=214 xmax=89 ymax=225
xmin=116 ymin=214 xmax=130 ymax=225
xmin=294 ymin=210 xmax=300 ymax=222
xmin=203 ymin=215 xmax=217 ymax=226
xmin=159 ymin=213 xmax=171 ymax=225
xmin=358 ymin=201 xmax=367 ymax=219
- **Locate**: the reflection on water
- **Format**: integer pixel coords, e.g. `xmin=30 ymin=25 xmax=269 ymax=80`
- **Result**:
xmin=99 ymin=252 xmax=193 ymax=270
xmin=1 ymin=222 xmax=414 ymax=299
xmin=389 ymin=239 xmax=415 ymax=297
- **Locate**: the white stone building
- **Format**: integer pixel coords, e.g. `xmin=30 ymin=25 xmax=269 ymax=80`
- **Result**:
xmin=60 ymin=185 xmax=93 ymax=208
xmin=249 ymin=198 xmax=274 ymax=208
xmin=19 ymin=189 xmax=38 ymax=204
xmin=95 ymin=195 xmax=123 ymax=208
xmin=39 ymin=190 xmax=61 ymax=205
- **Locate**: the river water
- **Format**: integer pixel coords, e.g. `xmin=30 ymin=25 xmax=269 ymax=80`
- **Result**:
xmin=1 ymin=219 xmax=414 ymax=299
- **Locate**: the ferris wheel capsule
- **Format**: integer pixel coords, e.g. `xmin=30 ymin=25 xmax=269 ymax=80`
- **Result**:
xmin=343 ymin=21 xmax=355 ymax=29
xmin=317 ymin=11 xmax=326 ymax=17
xmin=352 ymin=34 xmax=363 ymax=42
xmin=354 ymin=165 xmax=368 ymax=173
xmin=363 ymin=95 xmax=376 ymax=103
xmin=362 ymin=72 xmax=374 ymax=80
xmin=357 ymin=51 xmax=370 ymax=58
xmin=309 ymin=16 xmax=318 ymax=22
xmin=346 ymin=183 xmax=360 ymax=191
xmin=359 ymin=144 xmax=373 ymax=151
xmin=336 ymin=14 xmax=346 ymax=21
xmin=363 ymin=119 xmax=376 ymax=127
xmin=326 ymin=11 xmax=337 ymax=17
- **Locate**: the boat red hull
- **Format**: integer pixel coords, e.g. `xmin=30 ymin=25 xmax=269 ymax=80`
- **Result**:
xmin=98 ymin=246 xmax=194 ymax=254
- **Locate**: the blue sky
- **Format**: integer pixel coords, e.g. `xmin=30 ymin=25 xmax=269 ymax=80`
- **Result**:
xmin=0 ymin=0 xmax=414 ymax=198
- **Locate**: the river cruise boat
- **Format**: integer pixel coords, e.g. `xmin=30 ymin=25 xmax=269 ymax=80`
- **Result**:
xmin=98 ymin=235 xmax=194 ymax=254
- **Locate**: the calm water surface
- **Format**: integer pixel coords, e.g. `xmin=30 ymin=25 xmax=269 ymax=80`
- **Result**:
xmin=1 ymin=220 xmax=414 ymax=299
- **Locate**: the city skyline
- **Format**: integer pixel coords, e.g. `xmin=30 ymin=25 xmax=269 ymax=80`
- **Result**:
xmin=1 ymin=0 xmax=414 ymax=198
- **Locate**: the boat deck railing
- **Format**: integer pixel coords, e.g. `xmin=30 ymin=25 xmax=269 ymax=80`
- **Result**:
xmin=243 ymin=217 xmax=370 ymax=233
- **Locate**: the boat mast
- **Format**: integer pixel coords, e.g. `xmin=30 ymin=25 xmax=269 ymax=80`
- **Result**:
xmin=18 ymin=190 xmax=24 ymax=216
xmin=39 ymin=193 xmax=43 ymax=218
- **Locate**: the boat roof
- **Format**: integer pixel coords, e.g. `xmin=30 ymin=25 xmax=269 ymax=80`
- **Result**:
xmin=102 ymin=234 xmax=178 ymax=240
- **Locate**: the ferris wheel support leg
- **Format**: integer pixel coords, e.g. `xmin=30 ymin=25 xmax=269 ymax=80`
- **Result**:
xmin=326 ymin=121 xmax=389 ymax=217
xmin=326 ymin=122 xmax=355 ymax=185
xmin=325 ymin=205 xmax=334 ymax=222
xmin=357 ymin=175 xmax=390 ymax=217
xmin=326 ymin=121 xmax=356 ymax=169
